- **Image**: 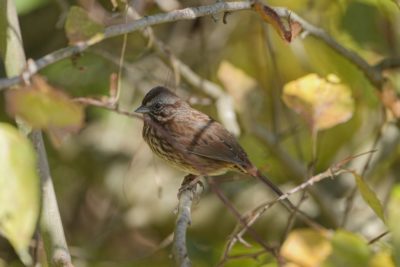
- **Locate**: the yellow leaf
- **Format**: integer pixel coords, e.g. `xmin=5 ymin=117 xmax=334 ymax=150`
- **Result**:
xmin=369 ymin=250 xmax=395 ymax=267
xmin=0 ymin=123 xmax=40 ymax=265
xmin=281 ymin=229 xmax=331 ymax=267
xmin=282 ymin=73 xmax=354 ymax=131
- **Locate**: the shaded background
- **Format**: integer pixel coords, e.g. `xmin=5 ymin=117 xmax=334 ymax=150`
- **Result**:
xmin=1 ymin=0 xmax=400 ymax=266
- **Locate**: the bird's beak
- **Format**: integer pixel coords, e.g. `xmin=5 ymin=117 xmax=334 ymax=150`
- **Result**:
xmin=134 ymin=105 xmax=150 ymax=114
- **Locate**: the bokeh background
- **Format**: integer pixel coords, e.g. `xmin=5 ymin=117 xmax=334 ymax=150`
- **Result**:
xmin=1 ymin=0 xmax=400 ymax=266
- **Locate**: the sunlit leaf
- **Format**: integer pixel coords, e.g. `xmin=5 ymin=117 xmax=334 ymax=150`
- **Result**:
xmin=282 ymin=73 xmax=354 ymax=131
xmin=353 ymin=172 xmax=385 ymax=222
xmin=369 ymin=250 xmax=395 ymax=267
xmin=14 ymin=0 xmax=49 ymax=15
xmin=0 ymin=123 xmax=40 ymax=265
xmin=6 ymin=75 xmax=84 ymax=142
xmin=388 ymin=185 xmax=400 ymax=266
xmin=65 ymin=6 xmax=104 ymax=44
xmin=281 ymin=229 xmax=331 ymax=267
xmin=322 ymin=230 xmax=370 ymax=267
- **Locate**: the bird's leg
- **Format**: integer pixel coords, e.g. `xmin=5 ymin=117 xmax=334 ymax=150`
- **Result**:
xmin=178 ymin=174 xmax=203 ymax=198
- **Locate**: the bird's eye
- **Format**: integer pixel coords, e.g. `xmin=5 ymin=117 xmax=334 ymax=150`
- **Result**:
xmin=153 ymin=103 xmax=162 ymax=110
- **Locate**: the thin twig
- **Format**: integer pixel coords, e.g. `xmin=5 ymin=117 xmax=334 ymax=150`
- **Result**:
xmin=74 ymin=97 xmax=142 ymax=119
xmin=368 ymin=231 xmax=389 ymax=245
xmin=0 ymin=1 xmax=391 ymax=92
xmin=208 ymin=179 xmax=283 ymax=265
xmin=0 ymin=1 xmax=252 ymax=90
xmin=252 ymin=124 xmax=339 ymax=227
xmin=219 ymin=151 xmax=374 ymax=263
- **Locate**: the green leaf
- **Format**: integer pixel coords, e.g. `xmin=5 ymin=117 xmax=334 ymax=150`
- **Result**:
xmin=391 ymin=0 xmax=400 ymax=9
xmin=6 ymin=75 xmax=84 ymax=133
xmin=14 ymin=0 xmax=49 ymax=15
xmin=322 ymin=230 xmax=370 ymax=267
xmin=388 ymin=185 xmax=400 ymax=266
xmin=65 ymin=6 xmax=104 ymax=44
xmin=0 ymin=123 xmax=40 ymax=265
xmin=353 ymin=172 xmax=385 ymax=222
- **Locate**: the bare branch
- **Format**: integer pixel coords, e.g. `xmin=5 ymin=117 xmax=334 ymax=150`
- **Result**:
xmin=0 ymin=1 xmax=252 ymax=90
xmin=219 ymin=151 xmax=374 ymax=263
xmin=0 ymin=1 xmax=389 ymax=92
xmin=208 ymin=179 xmax=282 ymax=264
xmin=374 ymin=57 xmax=400 ymax=71
xmin=272 ymin=7 xmax=384 ymax=87
xmin=0 ymin=1 xmax=73 ymax=266
xmin=173 ymin=175 xmax=198 ymax=267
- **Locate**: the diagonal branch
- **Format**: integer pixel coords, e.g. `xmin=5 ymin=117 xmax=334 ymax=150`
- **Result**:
xmin=0 ymin=1 xmax=392 ymax=91
xmin=0 ymin=1 xmax=252 ymax=90
xmin=218 ymin=151 xmax=373 ymax=264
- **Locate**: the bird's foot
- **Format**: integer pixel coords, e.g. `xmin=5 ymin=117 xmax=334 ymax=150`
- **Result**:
xmin=177 ymin=174 xmax=204 ymax=199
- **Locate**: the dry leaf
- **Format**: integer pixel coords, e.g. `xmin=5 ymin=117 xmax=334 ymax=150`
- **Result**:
xmin=253 ymin=2 xmax=302 ymax=43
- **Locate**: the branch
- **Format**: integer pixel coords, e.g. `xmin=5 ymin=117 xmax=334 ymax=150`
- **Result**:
xmin=1 ymin=1 xmax=73 ymax=266
xmin=0 ymin=1 xmax=390 ymax=91
xmin=374 ymin=57 xmax=400 ymax=71
xmin=173 ymin=185 xmax=195 ymax=267
xmin=252 ymin=124 xmax=339 ymax=227
xmin=0 ymin=0 xmax=391 ymax=93
xmin=272 ymin=7 xmax=384 ymax=87
xmin=219 ymin=151 xmax=373 ymax=263
xmin=31 ymin=131 xmax=73 ymax=267
xmin=208 ymin=179 xmax=282 ymax=264
xmin=0 ymin=1 xmax=252 ymax=90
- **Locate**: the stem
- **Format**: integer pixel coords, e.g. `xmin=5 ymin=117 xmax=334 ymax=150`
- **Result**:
xmin=0 ymin=1 xmax=73 ymax=266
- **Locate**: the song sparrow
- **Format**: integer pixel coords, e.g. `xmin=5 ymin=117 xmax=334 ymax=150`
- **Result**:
xmin=135 ymin=86 xmax=290 ymax=205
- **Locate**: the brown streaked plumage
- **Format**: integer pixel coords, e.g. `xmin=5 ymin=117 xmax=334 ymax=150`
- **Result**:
xmin=135 ymin=86 xmax=290 ymax=205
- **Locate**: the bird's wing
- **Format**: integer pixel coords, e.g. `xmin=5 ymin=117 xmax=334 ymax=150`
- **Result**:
xmin=180 ymin=115 xmax=251 ymax=168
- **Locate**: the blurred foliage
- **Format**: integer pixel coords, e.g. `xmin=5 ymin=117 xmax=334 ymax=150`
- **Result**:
xmin=0 ymin=123 xmax=40 ymax=265
xmin=0 ymin=0 xmax=399 ymax=266
xmin=65 ymin=6 xmax=104 ymax=44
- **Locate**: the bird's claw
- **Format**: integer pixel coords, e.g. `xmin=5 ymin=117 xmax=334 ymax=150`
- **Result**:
xmin=177 ymin=175 xmax=204 ymax=199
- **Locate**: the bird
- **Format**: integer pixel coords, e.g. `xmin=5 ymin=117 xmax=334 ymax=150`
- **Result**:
xmin=135 ymin=86 xmax=293 ymax=209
